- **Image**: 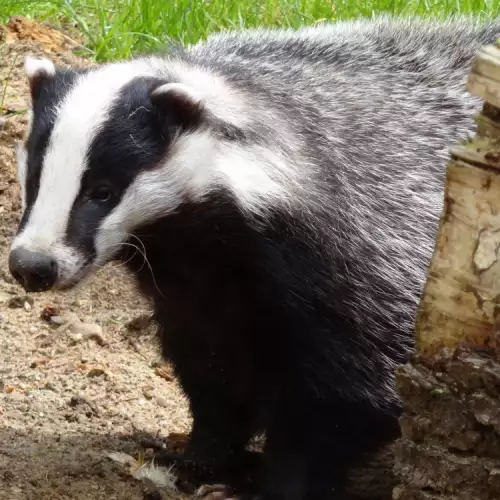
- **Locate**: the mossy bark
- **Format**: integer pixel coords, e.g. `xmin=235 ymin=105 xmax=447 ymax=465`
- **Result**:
xmin=393 ymin=44 xmax=500 ymax=500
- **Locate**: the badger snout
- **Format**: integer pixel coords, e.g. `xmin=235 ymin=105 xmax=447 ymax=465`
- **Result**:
xmin=8 ymin=247 xmax=58 ymax=293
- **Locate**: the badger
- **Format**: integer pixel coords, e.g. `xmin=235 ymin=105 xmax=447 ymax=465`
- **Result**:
xmin=7 ymin=14 xmax=500 ymax=500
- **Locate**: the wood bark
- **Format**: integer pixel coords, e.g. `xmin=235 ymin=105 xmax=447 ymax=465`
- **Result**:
xmin=393 ymin=43 xmax=500 ymax=500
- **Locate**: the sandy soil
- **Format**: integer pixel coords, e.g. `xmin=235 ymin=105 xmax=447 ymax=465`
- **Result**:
xmin=0 ymin=17 xmax=192 ymax=500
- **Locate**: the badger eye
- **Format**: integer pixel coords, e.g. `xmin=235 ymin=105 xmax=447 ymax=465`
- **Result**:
xmin=89 ymin=185 xmax=112 ymax=203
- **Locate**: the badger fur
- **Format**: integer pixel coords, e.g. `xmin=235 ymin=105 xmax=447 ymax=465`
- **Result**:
xmin=8 ymin=15 xmax=500 ymax=500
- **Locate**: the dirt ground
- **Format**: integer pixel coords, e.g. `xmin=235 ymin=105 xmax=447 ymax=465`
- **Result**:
xmin=0 ymin=17 xmax=192 ymax=500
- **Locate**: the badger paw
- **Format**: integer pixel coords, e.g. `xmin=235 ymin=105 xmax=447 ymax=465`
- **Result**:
xmin=196 ymin=484 xmax=236 ymax=500
xmin=196 ymin=484 xmax=261 ymax=500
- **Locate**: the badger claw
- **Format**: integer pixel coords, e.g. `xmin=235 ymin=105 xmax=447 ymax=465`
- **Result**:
xmin=196 ymin=484 xmax=236 ymax=500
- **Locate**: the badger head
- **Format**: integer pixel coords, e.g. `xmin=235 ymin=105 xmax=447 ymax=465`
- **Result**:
xmin=8 ymin=55 xmax=293 ymax=293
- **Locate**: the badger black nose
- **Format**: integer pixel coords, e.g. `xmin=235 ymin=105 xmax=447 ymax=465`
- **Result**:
xmin=8 ymin=247 xmax=58 ymax=293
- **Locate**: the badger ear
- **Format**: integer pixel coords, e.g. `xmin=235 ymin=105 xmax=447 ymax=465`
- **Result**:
xmin=150 ymin=82 xmax=204 ymax=128
xmin=24 ymin=56 xmax=56 ymax=104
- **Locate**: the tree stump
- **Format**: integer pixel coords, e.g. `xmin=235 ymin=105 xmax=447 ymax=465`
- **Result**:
xmin=393 ymin=44 xmax=500 ymax=500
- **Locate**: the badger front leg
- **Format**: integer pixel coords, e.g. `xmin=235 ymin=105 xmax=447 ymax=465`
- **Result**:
xmin=158 ymin=422 xmax=259 ymax=494
xmin=155 ymin=324 xmax=261 ymax=493
xmin=179 ymin=396 xmax=261 ymax=489
xmin=155 ymin=393 xmax=260 ymax=493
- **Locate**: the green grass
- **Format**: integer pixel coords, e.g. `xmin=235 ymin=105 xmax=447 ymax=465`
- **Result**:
xmin=1 ymin=0 xmax=500 ymax=61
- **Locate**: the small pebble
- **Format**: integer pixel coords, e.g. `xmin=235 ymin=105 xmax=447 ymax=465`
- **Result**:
xmin=88 ymin=331 xmax=108 ymax=347
xmin=70 ymin=321 xmax=108 ymax=345
xmin=155 ymin=365 xmax=174 ymax=382
xmin=50 ymin=315 xmax=66 ymax=325
xmin=156 ymin=396 xmax=169 ymax=408
xmin=70 ymin=333 xmax=83 ymax=344
xmin=87 ymin=368 xmax=106 ymax=378
xmin=126 ymin=314 xmax=153 ymax=331
xmin=143 ymin=387 xmax=154 ymax=400
xmin=107 ymin=451 xmax=136 ymax=466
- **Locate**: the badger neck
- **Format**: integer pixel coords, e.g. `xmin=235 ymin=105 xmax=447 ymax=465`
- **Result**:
xmin=121 ymin=189 xmax=270 ymax=311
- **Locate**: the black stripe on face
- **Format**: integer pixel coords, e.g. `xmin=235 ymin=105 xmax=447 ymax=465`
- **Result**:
xmin=18 ymin=67 xmax=88 ymax=233
xmin=65 ymin=76 xmax=179 ymax=261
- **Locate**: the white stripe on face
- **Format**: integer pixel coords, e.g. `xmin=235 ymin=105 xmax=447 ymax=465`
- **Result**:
xmin=11 ymin=60 xmax=156 ymax=285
